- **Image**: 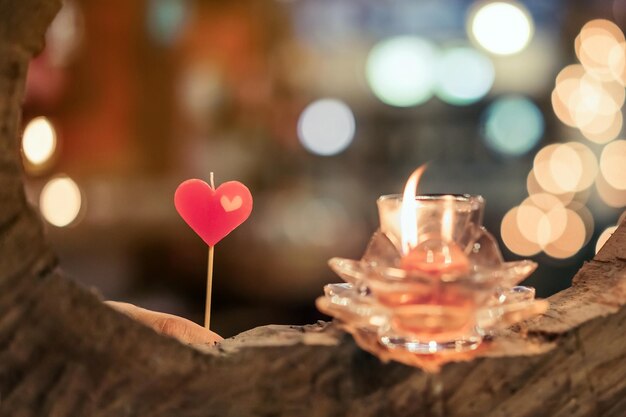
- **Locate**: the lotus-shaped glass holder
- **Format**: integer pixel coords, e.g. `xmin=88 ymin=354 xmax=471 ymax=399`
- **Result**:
xmin=316 ymin=194 xmax=548 ymax=354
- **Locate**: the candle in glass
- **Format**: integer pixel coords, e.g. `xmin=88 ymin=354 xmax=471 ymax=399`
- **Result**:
xmin=377 ymin=168 xmax=483 ymax=277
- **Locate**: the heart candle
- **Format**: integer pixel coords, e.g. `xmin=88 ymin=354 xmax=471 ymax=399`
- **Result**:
xmin=175 ymin=179 xmax=253 ymax=246
xmin=175 ymin=175 xmax=253 ymax=329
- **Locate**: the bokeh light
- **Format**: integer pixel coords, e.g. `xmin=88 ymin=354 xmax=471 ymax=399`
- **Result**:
xmin=572 ymin=75 xmax=623 ymax=119
xmin=567 ymin=201 xmax=595 ymax=246
xmin=520 ymin=194 xmax=568 ymax=247
xmin=147 ymin=0 xmax=190 ymax=46
xmin=468 ymin=1 xmax=534 ymax=56
xmin=600 ymin=139 xmax=626 ymax=189
xmin=501 ymin=206 xmax=541 ymax=256
xmin=435 ymin=46 xmax=494 ymax=105
xmin=40 ymin=176 xmax=82 ymax=227
xmin=552 ymin=64 xmax=624 ymax=143
xmin=543 ymin=209 xmax=586 ymax=259
xmin=576 ymin=19 xmax=625 ymax=81
xmin=297 ymin=98 xmax=356 ymax=156
xmin=596 ymin=226 xmax=618 ymax=254
xmin=573 ymin=76 xmax=624 ymax=143
xmin=526 ymin=169 xmax=575 ymax=206
xmin=549 ymin=144 xmax=583 ymax=193
xmin=533 ymin=142 xmax=597 ymax=194
xmin=579 ymin=111 xmax=623 ymax=144
xmin=483 ymin=96 xmax=544 ymax=156
xmin=596 ymin=169 xmax=626 ymax=207
xmin=608 ymin=41 xmax=626 ymax=85
xmin=22 ymin=116 xmax=57 ymax=166
xmin=365 ymin=36 xmax=438 ymax=107
xmin=552 ymin=64 xmax=586 ymax=128
xmin=516 ymin=202 xmax=547 ymax=246
xmin=502 ymin=190 xmax=590 ymax=259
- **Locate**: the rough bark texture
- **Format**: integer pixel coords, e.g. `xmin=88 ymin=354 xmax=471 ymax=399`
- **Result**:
xmin=1 ymin=2 xmax=625 ymax=416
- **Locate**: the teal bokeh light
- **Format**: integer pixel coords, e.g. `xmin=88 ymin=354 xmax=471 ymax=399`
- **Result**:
xmin=366 ymin=36 xmax=438 ymax=107
xmin=436 ymin=46 xmax=494 ymax=106
xmin=483 ymin=96 xmax=544 ymax=156
xmin=147 ymin=0 xmax=189 ymax=46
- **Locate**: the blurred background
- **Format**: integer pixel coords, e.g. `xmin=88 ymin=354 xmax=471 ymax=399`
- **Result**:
xmin=20 ymin=0 xmax=626 ymax=337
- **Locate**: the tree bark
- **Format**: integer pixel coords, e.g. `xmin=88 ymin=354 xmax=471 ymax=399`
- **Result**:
xmin=1 ymin=1 xmax=625 ymax=416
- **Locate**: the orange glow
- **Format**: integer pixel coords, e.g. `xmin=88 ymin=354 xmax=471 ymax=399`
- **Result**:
xmin=551 ymin=89 xmax=576 ymax=127
xmin=608 ymin=42 xmax=626 ymax=85
xmin=526 ymin=169 xmax=574 ymax=205
xmin=516 ymin=203 xmax=545 ymax=245
xmin=569 ymin=77 xmax=622 ymax=140
xmin=501 ymin=206 xmax=541 ymax=256
xmin=594 ymin=78 xmax=625 ymax=112
xmin=600 ymin=139 xmax=626 ymax=189
xmin=579 ymin=110 xmax=622 ymax=144
xmin=533 ymin=144 xmax=563 ymax=194
xmin=567 ymin=201 xmax=595 ymax=246
xmin=519 ymin=194 xmax=567 ymax=247
xmin=551 ymin=60 xmax=623 ymax=143
xmin=533 ymin=143 xmax=597 ymax=194
xmin=572 ymin=76 xmax=615 ymax=117
xmin=566 ymin=142 xmax=598 ymax=191
xmin=582 ymin=19 xmax=625 ymax=43
xmin=577 ymin=19 xmax=625 ymax=81
xmin=526 ymin=192 xmax=563 ymax=212
xmin=400 ymin=165 xmax=427 ymax=253
xmin=556 ymin=63 xmax=586 ymax=84
xmin=596 ymin=170 xmax=626 ymax=207
xmin=543 ymin=209 xmax=586 ymax=259
xmin=542 ymin=208 xmax=567 ymax=247
xmin=549 ymin=144 xmax=582 ymax=192
xmin=502 ymin=200 xmax=587 ymax=258
xmin=552 ymin=65 xmax=585 ymax=127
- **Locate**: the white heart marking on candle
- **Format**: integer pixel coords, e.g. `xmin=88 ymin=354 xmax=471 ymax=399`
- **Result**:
xmin=220 ymin=195 xmax=242 ymax=212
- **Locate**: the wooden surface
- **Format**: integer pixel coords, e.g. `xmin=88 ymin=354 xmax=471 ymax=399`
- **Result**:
xmin=1 ymin=1 xmax=625 ymax=416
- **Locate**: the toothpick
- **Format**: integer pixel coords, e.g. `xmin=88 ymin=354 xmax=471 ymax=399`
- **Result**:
xmin=205 ymin=172 xmax=216 ymax=329
xmin=205 ymin=245 xmax=214 ymax=329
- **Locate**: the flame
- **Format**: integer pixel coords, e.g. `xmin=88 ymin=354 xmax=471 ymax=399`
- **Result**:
xmin=400 ymin=165 xmax=427 ymax=253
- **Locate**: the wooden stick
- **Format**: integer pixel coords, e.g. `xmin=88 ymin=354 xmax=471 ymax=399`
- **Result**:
xmin=205 ymin=245 xmax=214 ymax=329
xmin=205 ymin=172 xmax=216 ymax=329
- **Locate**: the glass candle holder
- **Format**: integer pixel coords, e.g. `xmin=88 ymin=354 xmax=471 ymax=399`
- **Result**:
xmin=317 ymin=194 xmax=547 ymax=355
xmin=377 ymin=194 xmax=485 ymax=256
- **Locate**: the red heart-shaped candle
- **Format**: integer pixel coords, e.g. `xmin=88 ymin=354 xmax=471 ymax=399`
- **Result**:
xmin=175 ymin=179 xmax=253 ymax=246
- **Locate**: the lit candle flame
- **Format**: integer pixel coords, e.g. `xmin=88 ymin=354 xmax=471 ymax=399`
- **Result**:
xmin=400 ymin=165 xmax=427 ymax=253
